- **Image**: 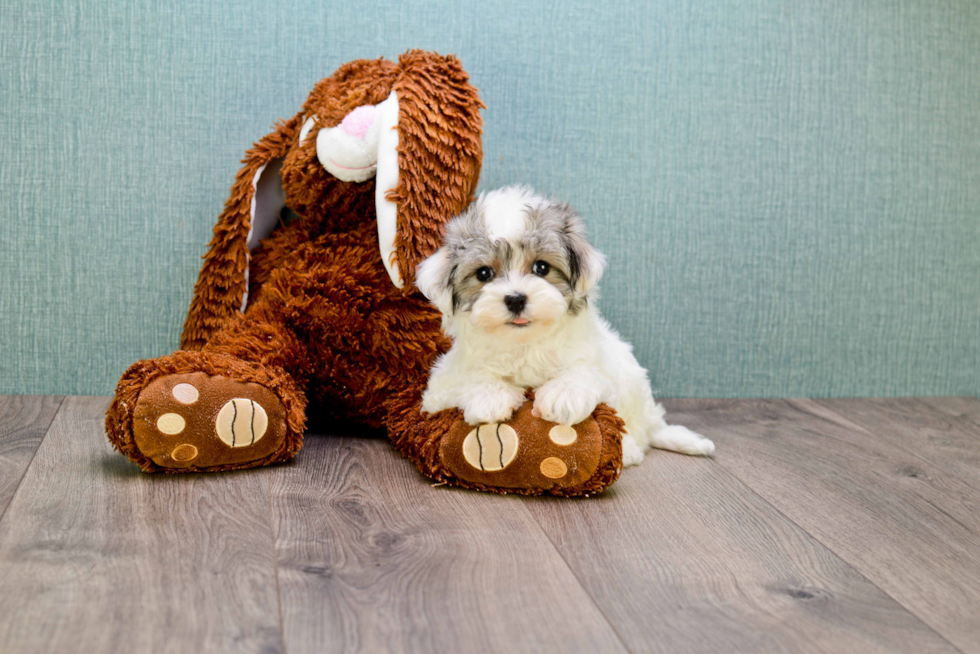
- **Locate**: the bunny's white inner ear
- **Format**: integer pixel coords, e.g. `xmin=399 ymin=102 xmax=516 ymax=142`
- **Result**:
xmin=375 ymin=90 xmax=403 ymax=289
xmin=240 ymin=157 xmax=287 ymax=311
xmin=247 ymin=157 xmax=286 ymax=251
xmin=299 ymin=116 xmax=316 ymax=144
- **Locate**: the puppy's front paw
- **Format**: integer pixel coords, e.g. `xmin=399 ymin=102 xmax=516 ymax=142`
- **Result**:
xmin=533 ymin=379 xmax=600 ymax=426
xmin=461 ymin=385 xmax=525 ymax=426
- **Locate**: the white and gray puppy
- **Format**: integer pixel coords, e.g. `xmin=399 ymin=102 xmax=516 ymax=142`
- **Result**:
xmin=416 ymin=186 xmax=714 ymax=465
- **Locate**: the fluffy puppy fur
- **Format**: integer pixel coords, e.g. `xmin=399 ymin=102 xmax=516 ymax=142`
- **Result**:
xmin=416 ymin=186 xmax=715 ymax=465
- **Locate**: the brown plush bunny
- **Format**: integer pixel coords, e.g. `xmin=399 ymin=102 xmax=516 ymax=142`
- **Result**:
xmin=105 ymin=50 xmax=625 ymax=496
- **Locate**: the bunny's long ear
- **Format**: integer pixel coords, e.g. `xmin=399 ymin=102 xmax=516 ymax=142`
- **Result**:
xmin=179 ymin=115 xmax=301 ymax=350
xmin=378 ymin=51 xmax=484 ymax=293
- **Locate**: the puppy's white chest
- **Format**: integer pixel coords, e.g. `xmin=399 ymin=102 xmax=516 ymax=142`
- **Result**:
xmin=497 ymin=348 xmax=564 ymax=388
xmin=507 ymin=365 xmax=544 ymax=388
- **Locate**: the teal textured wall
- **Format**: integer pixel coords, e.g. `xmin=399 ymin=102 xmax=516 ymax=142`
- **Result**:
xmin=1 ymin=0 xmax=978 ymax=397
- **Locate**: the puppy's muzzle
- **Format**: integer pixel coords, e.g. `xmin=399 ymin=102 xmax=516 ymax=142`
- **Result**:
xmin=504 ymin=293 xmax=527 ymax=315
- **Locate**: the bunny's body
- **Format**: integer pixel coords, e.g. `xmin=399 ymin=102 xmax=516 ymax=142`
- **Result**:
xmin=105 ymin=52 xmax=627 ymax=496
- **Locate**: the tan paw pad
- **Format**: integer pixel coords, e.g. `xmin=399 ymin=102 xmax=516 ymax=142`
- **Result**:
xmin=462 ymin=423 xmax=519 ymax=471
xmin=171 ymin=383 xmax=199 ymax=404
xmin=170 ymin=444 xmax=199 ymax=462
xmin=157 ymin=413 xmax=186 ymax=435
xmin=539 ymin=457 xmax=568 ymax=479
xmin=549 ymin=424 xmax=578 ymax=446
xmin=215 ymin=398 xmax=268 ymax=448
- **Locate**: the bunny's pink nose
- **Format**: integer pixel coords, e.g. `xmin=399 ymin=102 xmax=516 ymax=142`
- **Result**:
xmin=340 ymin=105 xmax=377 ymax=140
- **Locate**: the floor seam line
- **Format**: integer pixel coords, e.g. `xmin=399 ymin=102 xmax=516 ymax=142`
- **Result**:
xmin=813 ymin=398 xmax=980 ymax=494
xmin=520 ymin=501 xmax=637 ymax=654
xmin=716 ymin=457 xmax=965 ymax=654
xmin=709 ymin=401 xmax=967 ymax=654
xmin=0 ymin=395 xmax=66 ymax=529
xmin=266 ymin=471 xmax=289 ymax=654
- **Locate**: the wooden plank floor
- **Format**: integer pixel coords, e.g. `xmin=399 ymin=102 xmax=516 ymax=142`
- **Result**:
xmin=0 ymin=396 xmax=977 ymax=653
xmin=0 ymin=396 xmax=62 ymax=519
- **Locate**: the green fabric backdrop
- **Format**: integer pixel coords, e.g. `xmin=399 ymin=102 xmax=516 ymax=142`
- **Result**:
xmin=1 ymin=0 xmax=978 ymax=397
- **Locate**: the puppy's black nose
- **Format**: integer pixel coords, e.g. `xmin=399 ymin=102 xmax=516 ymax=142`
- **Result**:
xmin=504 ymin=293 xmax=527 ymax=315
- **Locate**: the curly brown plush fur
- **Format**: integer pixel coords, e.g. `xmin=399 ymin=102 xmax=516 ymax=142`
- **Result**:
xmin=105 ymin=50 xmax=624 ymax=496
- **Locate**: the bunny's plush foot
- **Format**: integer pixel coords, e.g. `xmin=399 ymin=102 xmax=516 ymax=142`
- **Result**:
xmin=106 ymin=352 xmax=306 ymax=472
xmin=388 ymin=390 xmax=625 ymax=497
xmin=437 ymin=400 xmax=623 ymax=495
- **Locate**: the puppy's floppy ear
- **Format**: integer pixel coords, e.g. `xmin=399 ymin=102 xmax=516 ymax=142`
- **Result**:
xmin=559 ymin=204 xmax=607 ymax=295
xmin=180 ymin=113 xmax=301 ymax=351
xmin=415 ymin=246 xmax=455 ymax=316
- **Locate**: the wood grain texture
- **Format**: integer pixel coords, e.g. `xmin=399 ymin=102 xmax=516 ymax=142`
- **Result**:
xmin=525 ymin=449 xmax=956 ymax=654
xmin=3 ymin=396 xmax=979 ymax=654
xmin=269 ymin=432 xmax=627 ymax=654
xmin=0 ymin=395 xmax=63 ymax=519
xmin=0 ymin=397 xmax=283 ymax=654
xmin=665 ymin=398 xmax=980 ymax=654
xmin=816 ymin=397 xmax=980 ymax=492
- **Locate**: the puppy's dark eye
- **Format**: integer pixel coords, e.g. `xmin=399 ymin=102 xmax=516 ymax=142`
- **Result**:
xmin=532 ymin=260 xmax=550 ymax=276
xmin=475 ymin=266 xmax=494 ymax=282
